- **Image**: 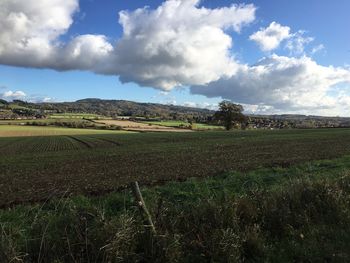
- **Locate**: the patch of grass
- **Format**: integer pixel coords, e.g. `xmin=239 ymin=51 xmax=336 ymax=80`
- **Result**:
xmin=143 ymin=120 xmax=189 ymax=127
xmin=0 ymin=125 xmax=132 ymax=137
xmin=0 ymin=118 xmax=86 ymax=124
xmin=1 ymin=157 xmax=350 ymax=262
xmin=143 ymin=120 xmax=224 ymax=130
xmin=7 ymin=104 xmax=30 ymax=110
xmin=48 ymin=113 xmax=108 ymax=119
xmin=192 ymin=123 xmax=225 ymax=130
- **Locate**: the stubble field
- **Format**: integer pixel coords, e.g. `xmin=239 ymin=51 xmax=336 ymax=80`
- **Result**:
xmin=0 ymin=125 xmax=130 ymax=137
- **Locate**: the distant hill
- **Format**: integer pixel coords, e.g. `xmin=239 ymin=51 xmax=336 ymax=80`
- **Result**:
xmin=2 ymin=98 xmax=350 ymax=128
xmin=1 ymin=98 xmax=214 ymax=121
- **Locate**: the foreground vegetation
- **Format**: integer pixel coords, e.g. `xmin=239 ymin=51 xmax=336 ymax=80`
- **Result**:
xmin=1 ymin=156 xmax=350 ymax=262
xmin=2 ymin=128 xmax=350 ymax=207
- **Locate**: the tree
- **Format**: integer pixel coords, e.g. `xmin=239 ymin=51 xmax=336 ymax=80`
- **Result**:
xmin=0 ymin=99 xmax=8 ymax=105
xmin=214 ymin=100 xmax=246 ymax=130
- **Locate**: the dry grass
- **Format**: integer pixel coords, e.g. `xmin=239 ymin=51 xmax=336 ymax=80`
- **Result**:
xmin=0 ymin=125 xmax=130 ymax=137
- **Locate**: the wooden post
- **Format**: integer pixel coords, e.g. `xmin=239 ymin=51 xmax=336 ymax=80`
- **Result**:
xmin=130 ymin=181 xmax=156 ymax=234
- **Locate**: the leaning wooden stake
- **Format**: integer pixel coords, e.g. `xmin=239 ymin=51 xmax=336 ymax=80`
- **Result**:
xmin=130 ymin=181 xmax=156 ymax=234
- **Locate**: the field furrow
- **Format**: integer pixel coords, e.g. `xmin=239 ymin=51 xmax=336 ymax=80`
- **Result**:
xmin=1 ymin=128 xmax=350 ymax=207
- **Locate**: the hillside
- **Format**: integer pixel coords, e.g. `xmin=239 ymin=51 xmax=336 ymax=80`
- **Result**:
xmin=2 ymin=98 xmax=350 ymax=128
xmin=0 ymin=98 xmax=214 ymax=121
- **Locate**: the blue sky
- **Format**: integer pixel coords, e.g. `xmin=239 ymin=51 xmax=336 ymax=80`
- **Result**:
xmin=0 ymin=0 xmax=349 ymax=115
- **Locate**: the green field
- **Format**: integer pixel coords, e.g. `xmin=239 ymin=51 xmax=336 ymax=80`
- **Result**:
xmin=1 ymin=152 xmax=350 ymax=262
xmin=48 ymin=113 xmax=108 ymax=119
xmin=0 ymin=125 xmax=131 ymax=137
xmin=0 ymin=118 xmax=90 ymax=125
xmin=1 ymin=128 xmax=350 ymax=207
xmin=1 ymin=128 xmax=350 ymax=261
xmin=143 ymin=120 xmax=225 ymax=130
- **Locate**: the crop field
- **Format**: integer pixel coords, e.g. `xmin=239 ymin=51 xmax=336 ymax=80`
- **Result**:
xmin=0 ymin=118 xmax=91 ymax=125
xmin=0 ymin=125 xmax=130 ymax=137
xmin=1 ymin=128 xmax=350 ymax=207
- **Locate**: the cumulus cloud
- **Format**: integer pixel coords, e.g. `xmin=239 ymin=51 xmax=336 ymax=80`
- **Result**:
xmin=0 ymin=0 xmax=114 ymax=72
xmin=250 ymin=22 xmax=322 ymax=57
xmin=1 ymin=0 xmax=350 ymax=115
xmin=0 ymin=0 xmax=256 ymax=90
xmin=0 ymin=90 xmax=26 ymax=101
xmin=111 ymin=0 xmax=256 ymax=89
xmin=183 ymin=101 xmax=218 ymax=110
xmin=191 ymin=55 xmax=350 ymax=115
xmin=57 ymin=34 xmax=113 ymax=71
xmin=0 ymin=0 xmax=78 ymax=67
xmin=0 ymin=89 xmax=55 ymax=103
xmin=249 ymin=22 xmax=291 ymax=51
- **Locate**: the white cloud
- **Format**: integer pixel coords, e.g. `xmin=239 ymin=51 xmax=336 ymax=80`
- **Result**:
xmin=0 ymin=89 xmax=56 ymax=103
xmin=249 ymin=22 xmax=291 ymax=51
xmin=27 ymin=95 xmax=55 ymax=103
xmin=0 ymin=0 xmax=79 ymax=67
xmin=311 ymin=44 xmax=325 ymax=55
xmin=241 ymin=104 xmax=274 ymax=114
xmin=112 ymin=0 xmax=256 ymax=90
xmin=183 ymin=101 xmax=218 ymax=110
xmin=1 ymin=1 xmax=350 ymax=116
xmin=166 ymin=99 xmax=177 ymax=105
xmin=285 ymin=31 xmax=314 ymax=56
xmin=57 ymin=34 xmax=113 ymax=71
xmin=1 ymin=90 xmax=26 ymax=100
xmin=250 ymin=22 xmax=323 ymax=57
xmin=0 ymin=0 xmax=256 ymax=90
xmin=42 ymin=97 xmax=53 ymax=103
xmin=191 ymin=54 xmax=350 ymax=115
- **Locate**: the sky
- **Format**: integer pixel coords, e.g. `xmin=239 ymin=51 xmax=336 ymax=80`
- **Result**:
xmin=0 ymin=0 xmax=349 ymax=116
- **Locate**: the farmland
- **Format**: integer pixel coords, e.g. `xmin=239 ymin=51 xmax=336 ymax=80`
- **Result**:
xmin=1 ymin=127 xmax=350 ymax=261
xmin=96 ymin=119 xmax=194 ymax=132
xmin=0 ymin=125 xmax=130 ymax=137
xmin=0 ymin=118 xmax=102 ymax=128
xmin=47 ymin=113 xmax=107 ymax=119
xmin=141 ymin=120 xmax=225 ymax=130
xmin=1 ymin=145 xmax=350 ymax=261
xmin=1 ymin=128 xmax=350 ymax=207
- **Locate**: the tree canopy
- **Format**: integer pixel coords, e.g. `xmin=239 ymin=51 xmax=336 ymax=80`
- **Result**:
xmin=214 ymin=100 xmax=246 ymax=130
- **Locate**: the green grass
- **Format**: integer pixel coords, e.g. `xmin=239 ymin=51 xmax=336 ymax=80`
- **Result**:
xmin=0 ymin=125 xmax=131 ymax=137
xmin=193 ymin=123 xmax=225 ymax=130
xmin=7 ymin=104 xmax=30 ymax=110
xmin=0 ymin=118 xmax=112 ymax=131
xmin=143 ymin=120 xmax=224 ymax=130
xmin=0 ymin=118 xmax=88 ymax=124
xmin=1 ymin=156 xmax=350 ymax=262
xmin=48 ymin=113 xmax=108 ymax=119
xmin=1 ymin=128 xmax=350 ymax=207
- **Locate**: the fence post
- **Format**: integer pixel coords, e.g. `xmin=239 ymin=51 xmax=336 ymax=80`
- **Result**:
xmin=130 ymin=181 xmax=156 ymax=234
